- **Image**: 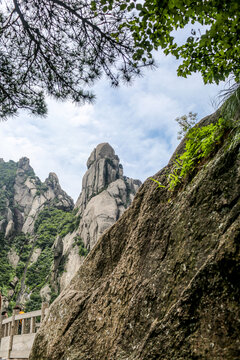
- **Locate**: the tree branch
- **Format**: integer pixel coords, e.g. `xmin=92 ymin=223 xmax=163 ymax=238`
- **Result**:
xmin=50 ymin=0 xmax=130 ymax=51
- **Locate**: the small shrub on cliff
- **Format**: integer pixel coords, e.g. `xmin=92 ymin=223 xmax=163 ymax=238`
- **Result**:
xmin=34 ymin=207 xmax=79 ymax=248
xmin=26 ymin=249 xmax=53 ymax=290
xmin=74 ymin=236 xmax=89 ymax=257
xmin=25 ymin=292 xmax=42 ymax=312
xmin=168 ymin=117 xmax=228 ymax=190
xmin=0 ymin=233 xmax=15 ymax=288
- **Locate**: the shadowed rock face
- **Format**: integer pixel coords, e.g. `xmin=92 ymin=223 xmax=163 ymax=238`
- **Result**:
xmin=30 ymin=116 xmax=240 ymax=360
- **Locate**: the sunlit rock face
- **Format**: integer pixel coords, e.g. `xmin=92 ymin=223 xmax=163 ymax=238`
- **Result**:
xmin=59 ymin=143 xmax=141 ymax=289
xmin=14 ymin=158 xmax=73 ymax=233
xmin=30 ymin=113 xmax=240 ymax=360
xmin=1 ymin=157 xmax=74 ymax=237
xmin=75 ymin=143 xmax=141 ymax=213
xmin=0 ymin=145 xmax=141 ymax=310
xmin=75 ymin=143 xmax=141 ymax=251
xmin=0 ymin=156 xmax=74 ymax=310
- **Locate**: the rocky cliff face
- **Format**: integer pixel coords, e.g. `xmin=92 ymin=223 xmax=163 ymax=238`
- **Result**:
xmin=76 ymin=143 xmax=141 ymax=248
xmin=0 ymin=157 xmax=74 ymax=237
xmin=0 ymin=145 xmax=141 ymax=312
xmin=57 ymin=143 xmax=141 ymax=290
xmin=0 ymin=157 xmax=74 ymax=310
xmin=30 ymin=111 xmax=240 ymax=360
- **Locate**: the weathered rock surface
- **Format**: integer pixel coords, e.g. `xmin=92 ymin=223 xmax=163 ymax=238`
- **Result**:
xmin=0 ymin=157 xmax=74 ymax=236
xmin=78 ymin=177 xmax=141 ymax=251
xmin=0 ymin=145 xmax=141 ymax=311
xmin=14 ymin=160 xmax=74 ymax=234
xmin=75 ymin=143 xmax=140 ymax=214
xmin=0 ymin=157 xmax=74 ymax=310
xmin=30 ymin=114 xmax=240 ymax=360
xmin=58 ymin=143 xmax=141 ymax=290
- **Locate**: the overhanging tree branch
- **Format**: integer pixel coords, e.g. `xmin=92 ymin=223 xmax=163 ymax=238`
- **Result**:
xmin=0 ymin=0 xmax=151 ymax=118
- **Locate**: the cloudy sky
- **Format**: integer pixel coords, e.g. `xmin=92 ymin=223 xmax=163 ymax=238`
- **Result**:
xmin=0 ymin=50 xmax=223 ymax=202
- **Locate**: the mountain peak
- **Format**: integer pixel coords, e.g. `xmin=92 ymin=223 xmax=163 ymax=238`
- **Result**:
xmin=45 ymin=172 xmax=60 ymax=187
xmin=76 ymin=143 xmax=137 ymax=213
xmin=18 ymin=157 xmax=33 ymax=173
xmin=87 ymin=142 xmax=118 ymax=169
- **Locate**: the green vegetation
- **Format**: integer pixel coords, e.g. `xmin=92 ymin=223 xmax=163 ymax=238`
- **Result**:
xmin=0 ymin=232 xmax=34 ymax=310
xmin=150 ymin=178 xmax=165 ymax=189
xmin=168 ymin=117 xmax=229 ymax=190
xmin=169 ymin=86 xmax=240 ymax=190
xmin=0 ymin=233 xmax=15 ymax=293
xmin=126 ymin=0 xmax=240 ymax=84
xmin=35 ymin=179 xmax=48 ymax=196
xmin=25 ymin=292 xmax=42 ymax=312
xmin=34 ymin=207 xmax=79 ymax=249
xmin=74 ymin=236 xmax=89 ymax=257
xmin=151 ymin=86 xmax=240 ymax=192
xmin=26 ymin=249 xmax=54 ymax=291
xmin=0 ymin=160 xmax=17 ymax=212
xmin=0 ymin=0 xmax=148 ymax=119
xmin=12 ymin=232 xmax=30 ymax=254
xmin=1 ymin=1 xmax=239 ymax=119
xmin=0 ymin=160 xmax=17 ymax=190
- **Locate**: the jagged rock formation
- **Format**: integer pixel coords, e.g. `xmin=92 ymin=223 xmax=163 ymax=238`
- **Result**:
xmin=0 ymin=157 xmax=74 ymax=310
xmin=58 ymin=143 xmax=141 ymax=290
xmin=0 ymin=157 xmax=73 ymax=236
xmin=30 ymin=112 xmax=240 ymax=360
xmin=76 ymin=142 xmax=123 ymax=212
xmin=0 ymin=145 xmax=141 ymax=312
xmin=14 ymin=158 xmax=73 ymax=234
xmin=76 ymin=142 xmax=141 ymax=248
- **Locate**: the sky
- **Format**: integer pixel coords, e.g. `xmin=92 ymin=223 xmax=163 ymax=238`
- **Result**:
xmin=0 ymin=50 xmax=223 ymax=202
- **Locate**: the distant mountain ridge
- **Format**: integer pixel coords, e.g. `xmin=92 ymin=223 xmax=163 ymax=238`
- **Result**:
xmin=0 ymin=144 xmax=141 ymax=312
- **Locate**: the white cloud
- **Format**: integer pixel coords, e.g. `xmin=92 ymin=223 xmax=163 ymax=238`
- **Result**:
xmin=0 ymin=51 xmax=224 ymax=201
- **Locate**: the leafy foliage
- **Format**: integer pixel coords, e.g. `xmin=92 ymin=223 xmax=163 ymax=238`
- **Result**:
xmin=153 ymin=86 xmax=240 ymax=192
xmin=0 ymin=0 xmax=239 ymax=118
xmin=74 ymin=236 xmax=89 ymax=257
xmin=0 ymin=0 xmax=151 ymax=119
xmin=34 ymin=207 xmax=78 ymax=249
xmin=25 ymin=292 xmax=42 ymax=312
xmin=0 ymin=160 xmax=17 ymax=212
xmin=35 ymin=182 xmax=48 ymax=197
xmin=150 ymin=178 xmax=165 ymax=189
xmin=168 ymin=117 xmax=229 ymax=190
xmin=26 ymin=248 xmax=54 ymax=291
xmin=0 ymin=233 xmax=15 ymax=292
xmin=12 ymin=232 xmax=30 ymax=254
xmin=126 ymin=0 xmax=240 ymax=84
